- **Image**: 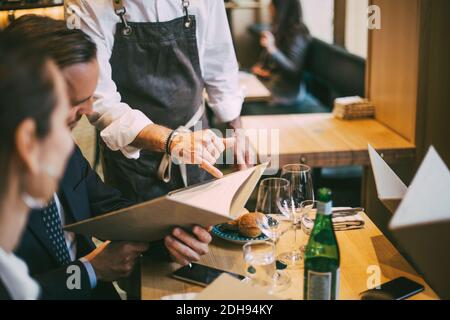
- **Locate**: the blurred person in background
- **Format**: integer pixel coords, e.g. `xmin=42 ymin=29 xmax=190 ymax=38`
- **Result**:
xmin=0 ymin=34 xmax=74 ymax=300
xmin=252 ymin=0 xmax=311 ymax=107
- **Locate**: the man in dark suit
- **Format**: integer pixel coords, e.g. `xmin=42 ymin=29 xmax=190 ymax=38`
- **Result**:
xmin=16 ymin=146 xmax=140 ymax=300
xmin=10 ymin=15 xmax=213 ymax=300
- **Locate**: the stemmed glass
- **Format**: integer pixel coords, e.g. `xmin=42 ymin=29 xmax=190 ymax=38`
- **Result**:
xmin=278 ymin=164 xmax=314 ymax=267
xmin=254 ymin=178 xmax=291 ymax=291
xmin=299 ymin=200 xmax=318 ymax=254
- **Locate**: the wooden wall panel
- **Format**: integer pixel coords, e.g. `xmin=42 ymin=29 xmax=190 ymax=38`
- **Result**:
xmin=334 ymin=0 xmax=347 ymax=47
xmin=0 ymin=7 xmax=64 ymax=29
xmin=415 ymin=0 xmax=450 ymax=167
xmin=365 ymin=0 xmax=450 ymax=243
xmin=364 ymin=0 xmax=421 ymax=239
xmin=367 ymin=0 xmax=420 ymax=143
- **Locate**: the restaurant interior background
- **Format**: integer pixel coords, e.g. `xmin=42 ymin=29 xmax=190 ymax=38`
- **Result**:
xmin=0 ymin=0 xmax=449 ymax=253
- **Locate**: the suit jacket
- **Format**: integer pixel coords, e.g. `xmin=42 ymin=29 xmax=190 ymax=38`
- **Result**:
xmin=0 ymin=279 xmax=11 ymax=300
xmin=15 ymin=146 xmax=133 ymax=300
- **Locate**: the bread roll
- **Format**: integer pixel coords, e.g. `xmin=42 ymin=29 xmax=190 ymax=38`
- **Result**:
xmin=238 ymin=212 xmax=265 ymax=238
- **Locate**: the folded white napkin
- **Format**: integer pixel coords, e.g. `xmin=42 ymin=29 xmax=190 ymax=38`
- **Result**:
xmin=301 ymin=210 xmax=365 ymax=235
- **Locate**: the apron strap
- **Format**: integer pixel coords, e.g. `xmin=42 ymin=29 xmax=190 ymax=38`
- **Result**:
xmin=182 ymin=0 xmax=192 ymax=28
xmin=157 ymin=101 xmax=206 ymax=187
xmin=112 ymin=0 xmax=132 ymax=36
xmin=113 ymin=0 xmax=191 ymax=33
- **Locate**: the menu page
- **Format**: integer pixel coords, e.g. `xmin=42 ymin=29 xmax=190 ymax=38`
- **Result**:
xmin=169 ymin=166 xmax=259 ymax=216
xmin=390 ymin=146 xmax=450 ymax=228
xmin=368 ymin=144 xmax=408 ymax=201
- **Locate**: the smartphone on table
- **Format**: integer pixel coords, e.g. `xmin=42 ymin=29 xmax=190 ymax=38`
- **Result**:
xmin=360 ymin=277 xmax=425 ymax=300
xmin=172 ymin=262 xmax=246 ymax=287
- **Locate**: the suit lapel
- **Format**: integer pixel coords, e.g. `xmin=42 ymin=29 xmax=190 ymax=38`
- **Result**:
xmin=59 ymin=153 xmax=91 ymax=224
xmin=28 ymin=148 xmax=96 ymax=264
xmin=26 ymin=150 xmax=84 ymax=264
xmin=59 ymin=155 xmax=96 ymax=257
xmin=26 ymin=148 xmax=95 ymax=265
xmin=61 ymin=176 xmax=90 ymax=222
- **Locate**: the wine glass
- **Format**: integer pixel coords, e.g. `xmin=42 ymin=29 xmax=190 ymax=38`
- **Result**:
xmin=255 ymin=178 xmax=291 ymax=291
xmin=278 ymin=164 xmax=314 ymax=267
xmin=299 ymin=200 xmax=318 ymax=254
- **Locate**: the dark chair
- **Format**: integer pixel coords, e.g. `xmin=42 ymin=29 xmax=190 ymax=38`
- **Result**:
xmin=302 ymin=38 xmax=366 ymax=206
xmin=296 ymin=38 xmax=366 ymax=207
xmin=303 ymin=38 xmax=366 ymax=110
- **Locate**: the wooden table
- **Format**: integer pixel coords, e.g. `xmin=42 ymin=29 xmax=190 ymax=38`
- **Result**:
xmin=239 ymin=72 xmax=272 ymax=103
xmin=240 ymin=114 xmax=416 ymax=168
xmin=141 ymin=213 xmax=438 ymax=300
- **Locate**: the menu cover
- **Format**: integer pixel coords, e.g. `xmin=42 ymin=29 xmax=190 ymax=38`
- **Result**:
xmin=369 ymin=144 xmax=450 ymax=299
xmin=368 ymin=144 xmax=408 ymax=213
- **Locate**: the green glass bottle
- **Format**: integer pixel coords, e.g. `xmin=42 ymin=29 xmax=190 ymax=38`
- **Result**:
xmin=303 ymin=188 xmax=340 ymax=300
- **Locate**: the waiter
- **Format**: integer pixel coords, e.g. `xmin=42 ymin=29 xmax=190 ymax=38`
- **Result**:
xmin=69 ymin=0 xmax=250 ymax=202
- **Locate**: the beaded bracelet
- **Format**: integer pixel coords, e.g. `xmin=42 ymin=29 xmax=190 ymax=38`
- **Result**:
xmin=164 ymin=130 xmax=180 ymax=156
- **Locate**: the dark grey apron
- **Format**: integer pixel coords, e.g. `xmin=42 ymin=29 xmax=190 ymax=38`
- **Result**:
xmin=102 ymin=0 xmax=212 ymax=203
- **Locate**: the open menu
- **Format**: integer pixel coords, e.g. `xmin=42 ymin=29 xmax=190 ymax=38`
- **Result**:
xmin=368 ymin=144 xmax=408 ymax=213
xmin=64 ymin=163 xmax=268 ymax=242
xmin=369 ymin=144 xmax=450 ymax=299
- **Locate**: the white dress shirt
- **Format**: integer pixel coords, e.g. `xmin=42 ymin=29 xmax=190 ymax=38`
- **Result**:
xmin=0 ymin=246 xmax=40 ymax=300
xmin=68 ymin=0 xmax=243 ymax=159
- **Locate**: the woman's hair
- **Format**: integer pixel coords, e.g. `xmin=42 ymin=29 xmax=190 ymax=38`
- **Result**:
xmin=0 ymin=33 xmax=57 ymax=199
xmin=5 ymin=14 xmax=97 ymax=68
xmin=272 ymin=0 xmax=310 ymax=49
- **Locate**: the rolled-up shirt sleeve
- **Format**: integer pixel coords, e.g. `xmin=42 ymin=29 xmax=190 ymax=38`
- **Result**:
xmin=203 ymin=0 xmax=243 ymax=123
xmin=69 ymin=0 xmax=152 ymax=159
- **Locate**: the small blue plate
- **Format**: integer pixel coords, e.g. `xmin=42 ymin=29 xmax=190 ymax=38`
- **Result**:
xmin=211 ymin=223 xmax=268 ymax=244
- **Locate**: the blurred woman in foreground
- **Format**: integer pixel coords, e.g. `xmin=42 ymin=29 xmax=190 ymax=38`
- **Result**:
xmin=0 ymin=34 xmax=74 ymax=300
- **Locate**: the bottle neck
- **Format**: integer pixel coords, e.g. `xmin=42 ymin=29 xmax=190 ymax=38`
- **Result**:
xmin=313 ymin=201 xmax=333 ymax=230
xmin=317 ymin=201 xmax=332 ymax=216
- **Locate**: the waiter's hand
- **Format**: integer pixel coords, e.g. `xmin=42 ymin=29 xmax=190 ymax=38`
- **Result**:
xmin=164 ymin=226 xmax=212 ymax=266
xmin=85 ymin=241 xmax=149 ymax=282
xmin=227 ymin=117 xmax=256 ymax=171
xmin=170 ymin=129 xmax=235 ymax=178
